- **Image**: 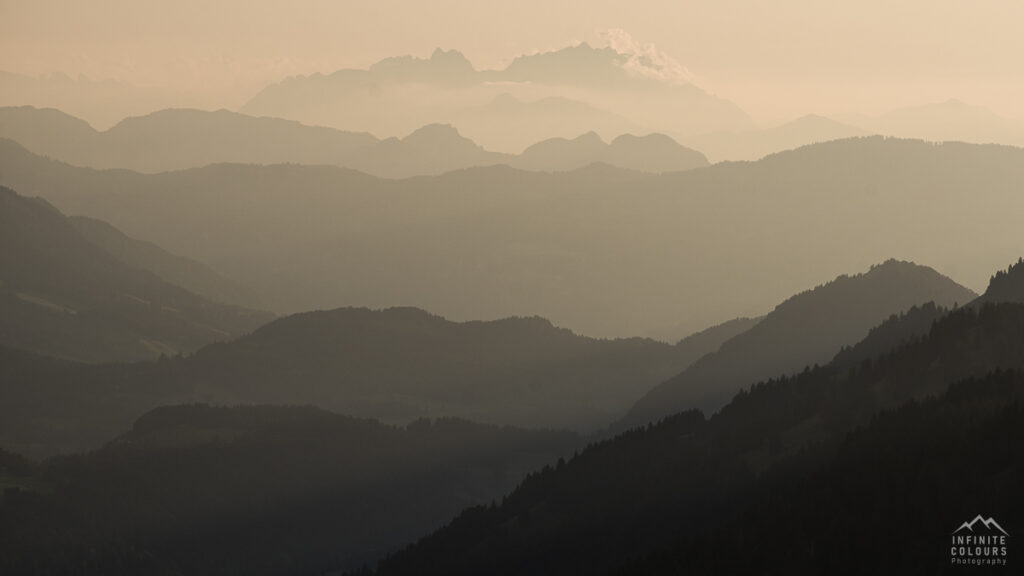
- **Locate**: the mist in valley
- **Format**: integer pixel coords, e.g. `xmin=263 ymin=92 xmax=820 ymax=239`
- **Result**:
xmin=2 ymin=2 xmax=1023 ymax=574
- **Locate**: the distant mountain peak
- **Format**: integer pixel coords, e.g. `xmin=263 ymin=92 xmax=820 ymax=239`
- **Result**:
xmin=108 ymin=107 xmax=236 ymax=131
xmin=878 ymin=99 xmax=1007 ymax=125
xmin=927 ymin=98 xmax=994 ymax=112
xmin=778 ymin=260 xmax=973 ymax=311
xmin=368 ymin=48 xmax=476 ymax=84
xmin=522 ymin=131 xmax=606 ymax=150
xmin=372 ymin=48 xmax=472 ymax=68
xmin=402 ymin=123 xmax=471 ymax=145
xmin=529 ymin=41 xmax=616 ymax=57
xmin=430 ymin=47 xmax=471 ymax=64
xmin=619 ymin=259 xmax=977 ymax=427
xmin=241 ymin=37 xmax=751 ymax=141
xmin=772 ymin=115 xmax=868 ymax=141
xmin=500 ymin=42 xmax=634 ymax=86
xmin=568 ymin=41 xmax=596 ymax=50
xmin=601 ymin=133 xmax=709 ymax=172
xmin=610 ymin=132 xmax=677 ymax=147
xmin=868 ymin=257 xmax=915 ymax=271
xmin=406 ymin=122 xmax=460 ymax=136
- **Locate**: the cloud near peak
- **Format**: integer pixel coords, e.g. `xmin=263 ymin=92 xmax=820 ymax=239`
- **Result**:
xmin=594 ymin=28 xmax=697 ymax=86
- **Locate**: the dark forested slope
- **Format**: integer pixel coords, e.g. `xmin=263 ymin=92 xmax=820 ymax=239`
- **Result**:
xmin=0 ymin=405 xmax=580 ymax=575
xmin=620 ymin=260 xmax=975 ymax=428
xmin=370 ymin=281 xmax=1024 ymax=576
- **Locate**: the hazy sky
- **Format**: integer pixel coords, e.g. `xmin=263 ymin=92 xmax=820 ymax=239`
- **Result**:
xmin=2 ymin=0 xmax=1023 ymax=121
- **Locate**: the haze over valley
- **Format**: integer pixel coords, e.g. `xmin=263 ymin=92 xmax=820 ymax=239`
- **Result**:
xmin=2 ymin=2 xmax=1023 ymax=574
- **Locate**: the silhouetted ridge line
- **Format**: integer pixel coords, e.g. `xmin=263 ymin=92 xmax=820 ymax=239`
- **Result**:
xmin=976 ymin=257 xmax=1024 ymax=305
xmin=0 ymin=106 xmax=710 ymax=177
xmin=618 ymin=259 xmax=976 ymax=429
xmin=368 ymin=281 xmax=1024 ymax=576
xmin=4 ymin=136 xmax=1022 ymax=339
xmin=0 ymin=303 xmax=746 ymax=458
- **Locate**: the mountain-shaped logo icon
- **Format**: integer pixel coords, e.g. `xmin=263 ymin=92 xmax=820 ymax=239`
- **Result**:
xmin=954 ymin=515 xmax=1009 ymax=536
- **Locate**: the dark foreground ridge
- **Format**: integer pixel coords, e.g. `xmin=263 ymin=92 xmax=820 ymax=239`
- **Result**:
xmin=619 ymin=259 xmax=976 ymax=429
xmin=0 ymin=405 xmax=580 ymax=575
xmin=369 ymin=299 xmax=1024 ymax=575
xmin=3 ymin=263 xmax=1022 ymax=575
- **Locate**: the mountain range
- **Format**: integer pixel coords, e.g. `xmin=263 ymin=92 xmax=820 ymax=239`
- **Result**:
xmin=0 ymin=300 xmax=749 ymax=458
xmin=516 ymin=131 xmax=708 ymax=173
xmin=444 ymin=93 xmax=643 ymax=153
xmin=3 ymin=136 xmax=1021 ymax=338
xmin=4 ymin=27 xmax=1024 ymax=576
xmin=5 ymin=259 xmax=1022 ymax=575
xmin=681 ymin=114 xmax=869 ymax=162
xmin=841 ymin=99 xmax=1024 ymax=148
xmin=1 ymin=178 xmax=974 ymax=458
xmin=0 ymin=70 xmax=214 ymax=130
xmin=6 ymin=98 xmax=1021 ymax=179
xmin=679 ymin=101 xmax=1024 ymax=163
xmin=174 ymin=306 xmax=707 ymax=431
xmin=6 ymin=57 xmax=1024 ymax=162
xmin=365 ymin=261 xmax=1024 ymax=576
xmin=0 ymin=256 xmax=973 ymax=461
xmin=0 ymin=106 xmax=707 ymax=176
xmin=240 ymin=44 xmax=753 ymax=145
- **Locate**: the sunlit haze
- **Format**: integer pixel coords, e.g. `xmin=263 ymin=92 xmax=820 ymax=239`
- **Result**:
xmin=1 ymin=3 xmax=1022 ymax=573
xmin=3 ymin=0 xmax=1023 ymax=124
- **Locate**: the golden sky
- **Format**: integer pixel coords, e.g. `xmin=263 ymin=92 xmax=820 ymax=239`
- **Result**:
xmin=2 ymin=0 xmax=1022 ymax=121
